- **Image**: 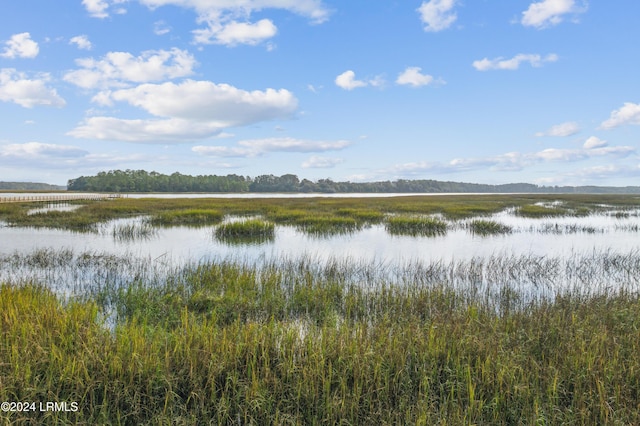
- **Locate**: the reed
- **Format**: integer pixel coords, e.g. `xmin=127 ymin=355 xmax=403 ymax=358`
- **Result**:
xmin=516 ymin=204 xmax=570 ymax=218
xmin=467 ymin=219 xmax=512 ymax=236
xmin=149 ymin=208 xmax=223 ymax=226
xmin=2 ymin=250 xmax=640 ymax=423
xmin=214 ymin=219 xmax=275 ymax=244
xmin=293 ymin=215 xmax=361 ymax=236
xmin=111 ymin=221 xmax=157 ymax=241
xmin=385 ymin=215 xmax=447 ymax=236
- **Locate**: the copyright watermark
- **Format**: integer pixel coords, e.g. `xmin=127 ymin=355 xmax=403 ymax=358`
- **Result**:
xmin=1 ymin=401 xmax=78 ymax=413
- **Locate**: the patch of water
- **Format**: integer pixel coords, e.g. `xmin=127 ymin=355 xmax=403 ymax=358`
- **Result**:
xmin=1 ymin=208 xmax=639 ymax=269
xmin=27 ymin=203 xmax=83 ymax=215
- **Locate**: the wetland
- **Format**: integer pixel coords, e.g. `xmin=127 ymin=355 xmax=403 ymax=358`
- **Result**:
xmin=2 ymin=194 xmax=640 ymax=424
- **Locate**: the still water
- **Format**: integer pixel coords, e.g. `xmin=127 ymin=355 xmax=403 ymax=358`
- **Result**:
xmin=1 ymin=208 xmax=639 ymax=268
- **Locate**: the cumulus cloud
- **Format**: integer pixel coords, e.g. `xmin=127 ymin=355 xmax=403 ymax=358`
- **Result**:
xmin=0 ymin=142 xmax=88 ymax=159
xmin=335 ymin=70 xmax=384 ymax=91
xmin=521 ymin=0 xmax=587 ymax=29
xmin=70 ymin=35 xmax=93 ymax=50
xmin=302 ymin=156 xmax=344 ymax=168
xmin=194 ymin=19 xmax=277 ymax=46
xmin=63 ymin=48 xmax=197 ymax=89
xmin=68 ymin=80 xmax=298 ymax=142
xmin=417 ymin=0 xmax=457 ymax=32
xmin=396 ymin=67 xmax=440 ymax=87
xmin=134 ymin=0 xmax=330 ymax=46
xmin=387 ymin=142 xmax=635 ymax=177
xmin=1 ymin=33 xmax=39 ymax=59
xmin=82 ymin=0 xmax=127 ymax=18
xmin=335 ymin=70 xmax=366 ymax=90
xmin=67 ymin=117 xmax=230 ymax=142
xmin=138 ymin=0 xmax=330 ymax=23
xmin=0 ymin=69 xmax=66 ymax=108
xmin=583 ymin=136 xmax=607 ymax=149
xmin=473 ymin=53 xmax=558 ymax=71
xmin=193 ymin=137 xmax=351 ymax=157
xmin=84 ymin=0 xmax=329 ymax=46
xmin=599 ymin=102 xmax=640 ymax=130
xmin=535 ymin=121 xmax=580 ymax=137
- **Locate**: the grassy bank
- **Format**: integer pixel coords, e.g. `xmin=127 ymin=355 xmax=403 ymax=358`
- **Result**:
xmin=2 ymin=250 xmax=640 ymax=424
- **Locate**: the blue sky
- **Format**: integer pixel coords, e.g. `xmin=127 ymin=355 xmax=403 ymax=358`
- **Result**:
xmin=1 ymin=0 xmax=639 ymax=187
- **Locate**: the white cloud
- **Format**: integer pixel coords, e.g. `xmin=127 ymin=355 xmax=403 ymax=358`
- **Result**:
xmin=154 ymin=20 xmax=171 ymax=35
xmin=599 ymin=102 xmax=640 ymax=130
xmin=473 ymin=53 xmax=558 ymax=71
xmin=135 ymin=0 xmax=329 ymax=45
xmin=0 ymin=69 xmax=66 ymax=108
xmin=194 ymin=19 xmax=277 ymax=46
xmin=64 ymin=48 xmax=197 ymax=89
xmin=70 ymin=35 xmax=93 ymax=50
xmin=302 ymin=156 xmax=344 ymax=168
xmin=583 ymin=136 xmax=607 ymax=149
xmin=67 ymin=117 xmax=227 ymax=142
xmin=108 ymin=81 xmax=297 ymax=124
xmin=82 ymin=0 xmax=110 ymax=18
xmin=396 ymin=67 xmax=439 ymax=87
xmin=139 ymin=0 xmax=330 ymax=23
xmin=521 ymin=0 xmax=586 ymax=29
xmin=193 ymin=137 xmax=351 ymax=157
xmin=417 ymin=0 xmax=457 ymax=32
xmin=535 ymin=121 xmax=580 ymax=137
xmin=335 ymin=70 xmax=384 ymax=91
xmin=387 ymin=142 xmax=635 ymax=177
xmin=1 ymin=33 xmax=39 ymax=59
xmin=335 ymin=70 xmax=366 ymax=90
xmin=0 ymin=142 xmax=88 ymax=159
xmin=69 ymin=80 xmax=298 ymax=142
xmin=82 ymin=0 xmax=127 ymax=18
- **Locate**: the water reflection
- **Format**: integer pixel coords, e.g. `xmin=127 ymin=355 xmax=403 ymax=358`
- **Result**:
xmin=0 ymin=209 xmax=639 ymax=268
xmin=27 ymin=203 xmax=82 ymax=215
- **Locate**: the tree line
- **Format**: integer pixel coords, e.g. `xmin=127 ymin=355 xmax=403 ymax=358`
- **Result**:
xmin=0 ymin=182 xmax=65 ymax=191
xmin=66 ymin=169 xmax=640 ymax=194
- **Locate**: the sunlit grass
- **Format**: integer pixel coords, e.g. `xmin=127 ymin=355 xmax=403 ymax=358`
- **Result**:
xmin=467 ymin=219 xmax=512 ymax=236
xmin=516 ymin=204 xmax=571 ymax=218
xmin=214 ymin=219 xmax=275 ymax=244
xmin=2 ymin=194 xmax=640 ymax=231
xmin=2 ymin=249 xmax=640 ymax=423
xmin=385 ymin=215 xmax=447 ymax=236
xmin=149 ymin=208 xmax=223 ymax=226
xmin=294 ymin=215 xmax=361 ymax=236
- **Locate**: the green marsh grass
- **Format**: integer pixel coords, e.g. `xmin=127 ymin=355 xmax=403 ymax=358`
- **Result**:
xmin=111 ymin=221 xmax=157 ymax=241
xmin=2 ymin=249 xmax=640 ymax=423
xmin=294 ymin=215 xmax=361 ymax=236
xmin=516 ymin=203 xmax=571 ymax=218
xmin=214 ymin=219 xmax=275 ymax=244
xmin=149 ymin=208 xmax=223 ymax=226
xmin=468 ymin=219 xmax=512 ymax=236
xmin=334 ymin=207 xmax=385 ymax=223
xmin=2 ymin=193 xmax=640 ymax=232
xmin=385 ymin=215 xmax=448 ymax=236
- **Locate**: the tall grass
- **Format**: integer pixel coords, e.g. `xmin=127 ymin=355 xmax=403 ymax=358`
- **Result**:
xmin=294 ymin=215 xmax=361 ymax=236
xmin=2 ymin=194 xmax=639 ymax=231
xmin=149 ymin=208 xmax=223 ymax=226
xmin=214 ymin=219 xmax=275 ymax=244
xmin=467 ymin=219 xmax=512 ymax=236
xmin=2 ymin=249 xmax=640 ymax=423
xmin=385 ymin=215 xmax=447 ymax=236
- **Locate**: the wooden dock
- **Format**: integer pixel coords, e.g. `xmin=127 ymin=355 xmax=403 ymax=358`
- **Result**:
xmin=0 ymin=193 xmax=122 ymax=203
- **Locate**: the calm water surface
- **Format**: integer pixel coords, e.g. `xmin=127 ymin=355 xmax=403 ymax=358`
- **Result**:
xmin=2 ymin=208 xmax=639 ymax=268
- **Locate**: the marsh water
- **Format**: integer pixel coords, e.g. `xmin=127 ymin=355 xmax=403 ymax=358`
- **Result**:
xmin=1 ymin=204 xmax=639 ymax=265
